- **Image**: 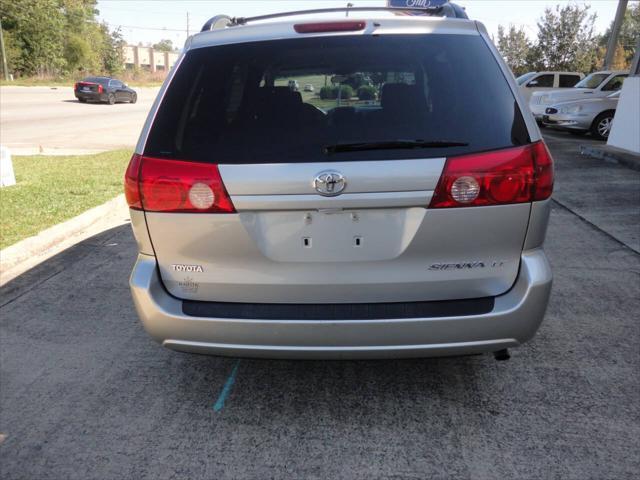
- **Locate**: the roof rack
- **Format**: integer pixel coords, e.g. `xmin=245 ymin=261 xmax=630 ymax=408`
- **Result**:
xmin=200 ymin=4 xmax=469 ymax=32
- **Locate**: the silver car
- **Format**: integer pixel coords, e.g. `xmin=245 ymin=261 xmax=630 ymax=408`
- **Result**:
xmin=530 ymin=70 xmax=628 ymax=123
xmin=125 ymin=6 xmax=554 ymax=360
xmin=542 ymin=91 xmax=619 ymax=140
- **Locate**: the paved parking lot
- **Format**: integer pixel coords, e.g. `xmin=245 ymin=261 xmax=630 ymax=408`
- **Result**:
xmin=0 ymin=86 xmax=159 ymax=154
xmin=1 ymin=131 xmax=639 ymax=479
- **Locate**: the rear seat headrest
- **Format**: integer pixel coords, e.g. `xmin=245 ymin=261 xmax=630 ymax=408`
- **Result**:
xmin=257 ymin=86 xmax=302 ymax=106
xmin=380 ymin=83 xmax=420 ymax=111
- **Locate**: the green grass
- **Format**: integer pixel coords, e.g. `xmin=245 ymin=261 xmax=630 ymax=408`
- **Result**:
xmin=0 ymin=150 xmax=131 ymax=249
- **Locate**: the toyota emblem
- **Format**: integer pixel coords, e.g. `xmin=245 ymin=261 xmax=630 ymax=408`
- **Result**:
xmin=313 ymin=171 xmax=346 ymax=196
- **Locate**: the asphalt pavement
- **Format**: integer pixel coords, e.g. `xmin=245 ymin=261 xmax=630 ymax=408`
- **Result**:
xmin=0 ymin=86 xmax=159 ymax=154
xmin=1 ymin=130 xmax=639 ymax=479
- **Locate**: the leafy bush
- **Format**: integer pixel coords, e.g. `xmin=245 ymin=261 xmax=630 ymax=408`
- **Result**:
xmin=319 ymin=85 xmax=354 ymax=100
xmin=357 ymin=85 xmax=377 ymax=100
xmin=336 ymin=84 xmax=354 ymax=100
xmin=319 ymin=86 xmax=334 ymax=100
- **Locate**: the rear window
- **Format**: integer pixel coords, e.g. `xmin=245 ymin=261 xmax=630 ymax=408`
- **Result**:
xmin=145 ymin=35 xmax=529 ymax=164
xmin=83 ymin=77 xmax=109 ymax=86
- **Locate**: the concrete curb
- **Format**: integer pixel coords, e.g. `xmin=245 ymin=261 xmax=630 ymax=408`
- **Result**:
xmin=0 ymin=195 xmax=130 ymax=286
xmin=580 ymin=144 xmax=640 ymax=171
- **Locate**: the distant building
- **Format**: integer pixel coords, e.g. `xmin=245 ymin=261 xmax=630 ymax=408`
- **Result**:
xmin=123 ymin=45 xmax=179 ymax=72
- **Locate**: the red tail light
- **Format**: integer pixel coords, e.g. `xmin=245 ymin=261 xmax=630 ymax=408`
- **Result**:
xmin=97 ymin=84 xmax=103 ymax=93
xmin=294 ymin=21 xmax=366 ymax=33
xmin=530 ymin=141 xmax=554 ymax=201
xmin=429 ymin=141 xmax=554 ymax=208
xmin=74 ymin=82 xmax=78 ymax=90
xmin=124 ymin=155 xmax=236 ymax=213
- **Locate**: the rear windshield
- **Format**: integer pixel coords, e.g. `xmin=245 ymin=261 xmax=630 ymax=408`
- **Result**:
xmin=83 ymin=77 xmax=109 ymax=85
xmin=145 ymin=34 xmax=529 ymax=164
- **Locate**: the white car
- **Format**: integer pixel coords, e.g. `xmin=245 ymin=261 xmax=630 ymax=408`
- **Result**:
xmin=530 ymin=70 xmax=628 ymax=123
xmin=516 ymin=71 xmax=584 ymax=103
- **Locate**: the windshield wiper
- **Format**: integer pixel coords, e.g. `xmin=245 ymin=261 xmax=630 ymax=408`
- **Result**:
xmin=323 ymin=139 xmax=469 ymax=155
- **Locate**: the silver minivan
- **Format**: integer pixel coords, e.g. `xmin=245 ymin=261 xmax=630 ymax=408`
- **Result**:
xmin=125 ymin=6 xmax=554 ymax=360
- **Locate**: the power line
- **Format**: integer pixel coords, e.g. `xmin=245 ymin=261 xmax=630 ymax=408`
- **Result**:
xmin=103 ymin=21 xmax=187 ymax=32
xmin=98 ymin=6 xmax=183 ymax=16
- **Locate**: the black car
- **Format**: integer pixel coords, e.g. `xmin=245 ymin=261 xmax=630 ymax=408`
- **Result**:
xmin=74 ymin=76 xmax=137 ymax=105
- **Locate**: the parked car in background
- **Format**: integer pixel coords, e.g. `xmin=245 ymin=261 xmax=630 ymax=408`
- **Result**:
xmin=74 ymin=77 xmax=137 ymax=105
xmin=516 ymin=71 xmax=584 ymax=102
xmin=288 ymin=79 xmax=300 ymax=91
xmin=542 ymin=90 xmax=620 ymax=141
xmin=530 ymin=70 xmax=628 ymax=123
xmin=304 ymin=84 xmax=315 ymax=92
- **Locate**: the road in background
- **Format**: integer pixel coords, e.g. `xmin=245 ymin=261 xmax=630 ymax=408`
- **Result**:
xmin=0 ymin=86 xmax=160 ymax=154
xmin=1 ymin=131 xmax=638 ymax=479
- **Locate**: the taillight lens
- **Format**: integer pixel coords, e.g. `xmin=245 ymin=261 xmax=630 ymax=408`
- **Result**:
xmin=97 ymin=84 xmax=103 ymax=93
xmin=123 ymin=155 xmax=235 ymax=213
xmin=531 ymin=141 xmax=554 ymax=201
xmin=74 ymin=82 xmax=78 ymax=90
xmin=429 ymin=142 xmax=553 ymax=208
xmin=294 ymin=21 xmax=366 ymax=33
xmin=124 ymin=153 xmax=143 ymax=209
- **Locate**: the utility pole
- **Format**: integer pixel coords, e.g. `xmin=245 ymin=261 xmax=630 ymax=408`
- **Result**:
xmin=186 ymin=12 xmax=190 ymax=37
xmin=0 ymin=19 xmax=9 ymax=81
xmin=604 ymin=0 xmax=628 ymax=70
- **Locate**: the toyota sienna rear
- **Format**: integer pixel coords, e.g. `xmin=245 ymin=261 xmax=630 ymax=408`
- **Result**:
xmin=125 ymin=6 xmax=553 ymax=360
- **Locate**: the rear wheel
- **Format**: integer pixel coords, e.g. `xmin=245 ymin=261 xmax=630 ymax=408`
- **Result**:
xmin=130 ymin=92 xmax=137 ymax=104
xmin=107 ymin=93 xmax=116 ymax=105
xmin=590 ymin=111 xmax=614 ymax=141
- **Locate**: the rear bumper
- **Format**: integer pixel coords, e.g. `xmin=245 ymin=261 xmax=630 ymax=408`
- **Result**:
xmin=129 ymin=250 xmax=552 ymax=359
xmin=74 ymin=91 xmax=106 ymax=102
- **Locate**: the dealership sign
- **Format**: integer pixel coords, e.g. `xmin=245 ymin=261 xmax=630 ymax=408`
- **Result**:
xmin=387 ymin=0 xmax=449 ymax=9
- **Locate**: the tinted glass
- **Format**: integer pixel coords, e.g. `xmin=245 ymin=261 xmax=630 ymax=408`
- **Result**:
xmin=529 ymin=74 xmax=554 ymax=88
xmin=559 ymin=74 xmax=581 ymax=87
xmin=83 ymin=77 xmax=109 ymax=86
xmin=602 ymin=74 xmax=627 ymax=91
xmin=575 ymin=73 xmax=609 ymax=89
xmin=146 ymin=35 xmax=529 ymax=164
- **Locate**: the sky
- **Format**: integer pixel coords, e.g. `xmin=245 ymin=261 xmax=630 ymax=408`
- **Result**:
xmin=95 ymin=0 xmax=623 ymax=47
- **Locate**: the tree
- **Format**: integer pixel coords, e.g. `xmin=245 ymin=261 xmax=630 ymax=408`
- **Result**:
xmin=0 ymin=0 xmax=66 ymax=76
xmin=599 ymin=2 xmax=640 ymax=68
xmin=497 ymin=25 xmax=531 ymax=76
xmin=1 ymin=0 xmax=127 ymax=77
xmin=64 ymin=34 xmax=93 ymax=72
xmin=528 ymin=4 xmax=599 ymax=73
xmin=153 ymin=39 xmax=174 ymax=52
xmin=101 ymin=26 xmax=125 ymax=75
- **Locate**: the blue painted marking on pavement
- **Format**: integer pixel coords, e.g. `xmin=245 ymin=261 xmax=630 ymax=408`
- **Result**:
xmin=213 ymin=360 xmax=241 ymax=412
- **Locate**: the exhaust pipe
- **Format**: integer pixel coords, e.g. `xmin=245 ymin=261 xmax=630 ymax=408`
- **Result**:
xmin=493 ymin=349 xmax=511 ymax=361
